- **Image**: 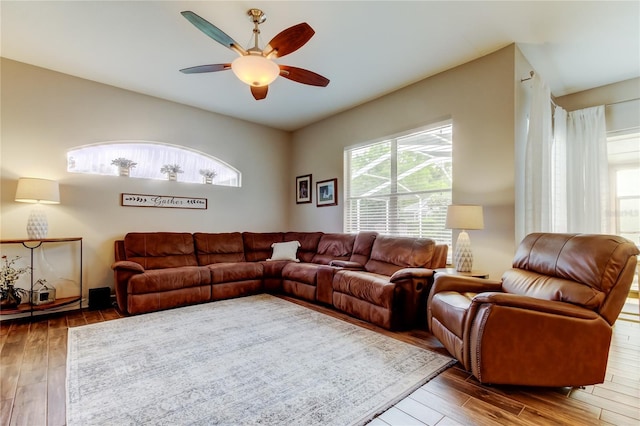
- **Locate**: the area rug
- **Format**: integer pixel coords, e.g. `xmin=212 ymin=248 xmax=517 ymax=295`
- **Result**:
xmin=67 ymin=294 xmax=454 ymax=425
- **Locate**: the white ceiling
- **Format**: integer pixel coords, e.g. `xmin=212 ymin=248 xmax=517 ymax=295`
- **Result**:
xmin=2 ymin=1 xmax=639 ymax=131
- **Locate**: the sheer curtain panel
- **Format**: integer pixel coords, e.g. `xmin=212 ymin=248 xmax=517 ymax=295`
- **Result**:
xmin=566 ymin=106 xmax=609 ymax=233
xmin=524 ymin=75 xmax=553 ymax=235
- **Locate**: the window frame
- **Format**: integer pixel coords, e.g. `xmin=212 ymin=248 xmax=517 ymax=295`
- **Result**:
xmin=343 ymin=120 xmax=453 ymax=254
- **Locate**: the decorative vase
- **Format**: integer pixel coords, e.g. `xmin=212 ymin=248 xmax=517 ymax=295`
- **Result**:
xmin=168 ymin=172 xmax=178 ymax=181
xmin=0 ymin=285 xmax=22 ymax=310
xmin=118 ymin=166 xmax=130 ymax=177
xmin=203 ymin=176 xmax=213 ymax=184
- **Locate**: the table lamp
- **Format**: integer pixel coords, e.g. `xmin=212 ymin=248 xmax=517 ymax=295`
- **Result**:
xmin=15 ymin=177 xmax=60 ymax=239
xmin=446 ymin=204 xmax=484 ymax=272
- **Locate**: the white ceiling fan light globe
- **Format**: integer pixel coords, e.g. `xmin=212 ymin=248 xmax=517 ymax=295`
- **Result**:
xmin=231 ymin=55 xmax=280 ymax=87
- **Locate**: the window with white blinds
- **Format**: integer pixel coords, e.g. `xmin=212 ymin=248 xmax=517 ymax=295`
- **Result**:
xmin=344 ymin=122 xmax=453 ymax=252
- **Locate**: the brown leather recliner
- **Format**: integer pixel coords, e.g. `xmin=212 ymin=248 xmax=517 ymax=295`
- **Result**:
xmin=427 ymin=233 xmax=639 ymax=387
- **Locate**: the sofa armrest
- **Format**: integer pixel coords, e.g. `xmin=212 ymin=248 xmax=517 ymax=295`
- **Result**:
xmin=471 ymin=292 xmax=599 ymax=320
xmin=111 ymin=260 xmax=145 ymax=272
xmin=111 ymin=261 xmax=145 ymax=313
xmin=329 ymin=260 xmax=365 ymax=270
xmin=390 ymin=267 xmax=434 ymax=282
xmin=464 ymin=292 xmax=610 ymax=386
xmin=431 ymin=274 xmax=502 ymax=295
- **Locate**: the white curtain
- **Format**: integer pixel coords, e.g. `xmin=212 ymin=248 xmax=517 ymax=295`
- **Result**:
xmin=566 ymin=106 xmax=609 ymax=233
xmin=524 ymin=75 xmax=553 ymax=234
xmin=524 ymin=78 xmax=609 ymax=235
xmin=551 ymin=106 xmax=568 ymax=232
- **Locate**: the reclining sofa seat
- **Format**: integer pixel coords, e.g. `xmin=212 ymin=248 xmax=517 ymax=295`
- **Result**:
xmin=113 ymin=232 xmax=212 ymax=315
xmin=332 ymin=234 xmax=440 ymax=330
xmin=113 ymin=231 xmax=448 ymax=330
xmin=427 ymin=232 xmax=640 ymax=387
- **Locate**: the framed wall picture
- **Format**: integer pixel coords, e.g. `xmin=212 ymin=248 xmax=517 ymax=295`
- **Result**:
xmin=316 ymin=178 xmax=338 ymax=207
xmin=296 ymin=174 xmax=312 ymax=204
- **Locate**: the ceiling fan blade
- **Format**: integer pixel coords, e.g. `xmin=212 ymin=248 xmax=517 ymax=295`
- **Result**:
xmin=279 ymin=65 xmax=330 ymax=87
xmin=251 ymin=85 xmax=268 ymax=100
xmin=181 ymin=11 xmax=246 ymax=55
xmin=180 ymin=64 xmax=231 ymax=74
xmin=264 ymin=23 xmax=315 ymax=58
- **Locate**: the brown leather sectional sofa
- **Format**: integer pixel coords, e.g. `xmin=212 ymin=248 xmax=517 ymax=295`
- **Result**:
xmin=112 ymin=231 xmax=448 ymax=330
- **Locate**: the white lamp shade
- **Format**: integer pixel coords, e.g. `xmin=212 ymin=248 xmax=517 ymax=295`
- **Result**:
xmin=15 ymin=178 xmax=60 ymax=204
xmin=445 ymin=205 xmax=484 ymax=230
xmin=231 ymin=54 xmax=280 ymax=87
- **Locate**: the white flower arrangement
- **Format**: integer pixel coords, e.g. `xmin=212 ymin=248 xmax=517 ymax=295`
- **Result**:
xmin=111 ymin=157 xmax=138 ymax=168
xmin=199 ymin=169 xmax=217 ymax=178
xmin=0 ymin=256 xmax=30 ymax=302
xmin=160 ymin=164 xmax=184 ymax=174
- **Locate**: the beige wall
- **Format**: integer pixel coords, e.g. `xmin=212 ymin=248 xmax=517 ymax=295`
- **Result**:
xmin=290 ymin=45 xmax=519 ymax=279
xmin=1 ymin=58 xmax=291 ymax=298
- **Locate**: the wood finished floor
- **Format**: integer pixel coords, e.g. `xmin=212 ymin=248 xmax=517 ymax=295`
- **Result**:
xmin=1 ymin=296 xmax=638 ymax=426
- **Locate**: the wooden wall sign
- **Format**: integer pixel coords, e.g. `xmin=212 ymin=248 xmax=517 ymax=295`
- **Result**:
xmin=121 ymin=193 xmax=207 ymax=210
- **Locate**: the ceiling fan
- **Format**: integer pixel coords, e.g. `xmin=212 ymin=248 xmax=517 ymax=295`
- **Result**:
xmin=180 ymin=9 xmax=330 ymax=100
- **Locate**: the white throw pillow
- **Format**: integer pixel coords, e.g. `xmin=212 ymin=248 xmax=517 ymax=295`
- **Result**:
xmin=268 ymin=240 xmax=301 ymax=262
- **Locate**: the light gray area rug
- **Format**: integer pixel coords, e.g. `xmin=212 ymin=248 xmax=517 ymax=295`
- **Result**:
xmin=67 ymin=294 xmax=454 ymax=425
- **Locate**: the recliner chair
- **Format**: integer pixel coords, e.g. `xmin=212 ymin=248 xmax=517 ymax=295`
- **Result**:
xmin=427 ymin=233 xmax=639 ymax=387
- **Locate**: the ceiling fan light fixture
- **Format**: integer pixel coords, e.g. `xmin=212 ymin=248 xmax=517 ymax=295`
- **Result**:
xmin=231 ymin=54 xmax=280 ymax=87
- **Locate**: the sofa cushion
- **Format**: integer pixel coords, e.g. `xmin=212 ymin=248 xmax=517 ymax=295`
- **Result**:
xmin=128 ymin=266 xmax=211 ymax=294
xmin=501 ymin=268 xmax=606 ymax=310
xmin=364 ymin=235 xmax=435 ymax=276
xmin=512 ymin=233 xmax=640 ymax=294
xmin=285 ymin=232 xmax=323 ymax=263
xmin=268 ymin=241 xmax=301 ymax=262
xmin=282 ymin=262 xmax=322 ymax=286
xmin=430 ymin=291 xmax=476 ymax=338
xmin=349 ymin=232 xmax=377 ymax=265
xmin=312 ymin=233 xmax=356 ymax=265
xmin=124 ymin=232 xmax=197 ymax=269
xmin=333 ymin=270 xmax=396 ymax=309
xmin=194 ymin=232 xmax=245 ymax=265
xmin=207 ymin=262 xmax=263 ymax=284
xmin=243 ymin=232 xmax=284 ymax=262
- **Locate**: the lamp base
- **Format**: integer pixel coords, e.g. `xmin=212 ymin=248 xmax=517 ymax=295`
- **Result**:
xmin=454 ymin=230 xmax=473 ymax=272
xmin=26 ymin=207 xmax=48 ymax=240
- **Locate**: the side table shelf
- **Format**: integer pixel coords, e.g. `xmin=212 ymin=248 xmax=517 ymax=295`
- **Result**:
xmin=1 ymin=237 xmax=83 ymax=318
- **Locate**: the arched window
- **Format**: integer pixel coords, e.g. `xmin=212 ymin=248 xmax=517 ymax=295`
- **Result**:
xmin=67 ymin=141 xmax=241 ymax=186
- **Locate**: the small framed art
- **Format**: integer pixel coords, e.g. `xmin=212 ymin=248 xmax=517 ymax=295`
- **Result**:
xmin=296 ymin=174 xmax=312 ymax=204
xmin=316 ymin=178 xmax=338 ymax=207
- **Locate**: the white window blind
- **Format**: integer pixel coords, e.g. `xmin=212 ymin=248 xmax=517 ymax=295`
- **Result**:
xmin=344 ymin=122 xmax=453 ymax=251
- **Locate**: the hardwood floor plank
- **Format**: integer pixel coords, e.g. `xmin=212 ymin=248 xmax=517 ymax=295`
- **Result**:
xmin=378 ymin=406 xmax=426 ymax=426
xmin=100 ymin=308 xmax=123 ymax=321
xmin=430 ymin=370 xmax=526 ymax=416
xmin=592 ymin=386 xmax=640 ymax=409
xmin=82 ymin=310 xmax=104 ymax=325
xmin=0 ymin=362 xmax=20 ymax=401
xmin=0 ymin=398 xmax=13 ymax=426
xmin=610 ymin=374 xmax=640 ymax=390
xmin=460 ymin=398 xmax=533 ymax=426
xmin=46 ymin=365 xmax=66 ymax=426
xmin=408 ymin=387 xmax=500 ymax=426
xmin=433 ymin=417 xmax=465 ymax=426
xmin=600 ymin=409 xmax=640 ymax=425
xmin=395 ymin=396 xmax=445 ymax=425
xmin=46 ymin=328 xmax=67 ymax=370
xmin=570 ymin=388 xmax=640 ymax=420
xmin=368 ymin=417 xmax=391 ymax=426
xmin=10 ymin=381 xmax=46 ymax=426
